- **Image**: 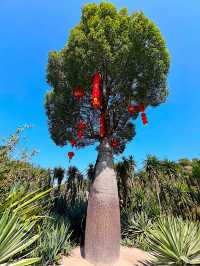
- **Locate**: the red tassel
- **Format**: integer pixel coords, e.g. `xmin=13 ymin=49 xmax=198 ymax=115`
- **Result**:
xmin=128 ymin=104 xmax=136 ymax=116
xmin=92 ymin=72 xmax=101 ymax=109
xmin=73 ymin=87 xmax=84 ymax=101
xmin=70 ymin=139 xmax=77 ymax=148
xmin=68 ymin=151 xmax=74 ymax=161
xmin=100 ymin=113 xmax=105 ymax=137
xmin=139 ymin=103 xmax=145 ymax=113
xmin=141 ymin=112 xmax=148 ymax=125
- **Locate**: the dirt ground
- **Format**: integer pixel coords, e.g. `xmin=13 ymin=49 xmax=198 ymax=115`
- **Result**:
xmin=61 ymin=246 xmax=152 ymax=266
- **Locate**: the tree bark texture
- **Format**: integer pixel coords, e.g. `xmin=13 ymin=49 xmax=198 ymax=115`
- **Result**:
xmin=84 ymin=139 xmax=120 ymax=265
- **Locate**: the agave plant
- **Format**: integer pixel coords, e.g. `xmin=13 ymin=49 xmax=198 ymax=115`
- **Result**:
xmin=0 ymin=209 xmax=40 ymax=266
xmin=37 ymin=219 xmax=73 ymax=266
xmin=147 ymin=216 xmax=200 ymax=265
xmin=121 ymin=211 xmax=153 ymax=251
xmin=0 ymin=188 xmax=51 ymax=265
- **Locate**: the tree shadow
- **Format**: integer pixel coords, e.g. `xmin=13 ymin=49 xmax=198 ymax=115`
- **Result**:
xmin=80 ymin=245 xmax=85 ymax=258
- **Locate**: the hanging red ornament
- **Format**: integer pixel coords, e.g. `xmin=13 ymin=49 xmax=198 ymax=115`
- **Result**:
xmin=99 ymin=113 xmax=105 ymax=137
xmin=128 ymin=104 xmax=136 ymax=116
xmin=78 ymin=121 xmax=86 ymax=130
xmin=68 ymin=151 xmax=74 ymax=161
xmin=141 ymin=112 xmax=148 ymax=125
xmin=92 ymin=72 xmax=101 ymax=109
xmin=73 ymin=87 xmax=84 ymax=101
xmin=111 ymin=139 xmax=119 ymax=148
xmin=70 ymin=139 xmax=77 ymax=148
xmin=77 ymin=130 xmax=83 ymax=139
xmin=139 ymin=103 xmax=145 ymax=113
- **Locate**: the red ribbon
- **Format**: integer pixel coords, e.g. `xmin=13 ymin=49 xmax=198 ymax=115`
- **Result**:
xmin=141 ymin=112 xmax=148 ymax=125
xmin=92 ymin=72 xmax=101 ymax=108
xmin=139 ymin=103 xmax=145 ymax=113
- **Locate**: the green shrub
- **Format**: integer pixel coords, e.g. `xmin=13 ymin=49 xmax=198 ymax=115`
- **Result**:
xmin=147 ymin=216 xmax=200 ymax=265
xmin=121 ymin=211 xmax=154 ymax=251
xmin=37 ymin=220 xmax=73 ymax=266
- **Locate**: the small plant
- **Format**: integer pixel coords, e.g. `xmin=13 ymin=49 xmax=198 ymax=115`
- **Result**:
xmin=121 ymin=211 xmax=153 ymax=251
xmin=37 ymin=220 xmax=73 ymax=266
xmin=120 ymin=238 xmax=133 ymax=247
xmin=147 ymin=216 xmax=200 ymax=265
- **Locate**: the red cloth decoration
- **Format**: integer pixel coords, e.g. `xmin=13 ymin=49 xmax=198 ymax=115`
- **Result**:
xmin=77 ymin=130 xmax=83 ymax=139
xmin=100 ymin=113 xmax=105 ymax=137
xmin=73 ymin=87 xmax=84 ymax=101
xmin=128 ymin=104 xmax=135 ymax=116
xmin=68 ymin=151 xmax=74 ymax=161
xmin=78 ymin=121 xmax=86 ymax=130
xmin=141 ymin=112 xmax=148 ymax=125
xmin=139 ymin=103 xmax=145 ymax=113
xmin=111 ymin=139 xmax=119 ymax=148
xmin=92 ymin=72 xmax=101 ymax=108
xmin=70 ymin=139 xmax=77 ymax=148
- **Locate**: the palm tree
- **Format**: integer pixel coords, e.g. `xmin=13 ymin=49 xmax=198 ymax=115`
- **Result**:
xmin=53 ymin=167 xmax=65 ymax=192
xmin=162 ymin=159 xmax=179 ymax=181
xmin=87 ymin=163 xmax=95 ymax=183
xmin=66 ymin=166 xmax=86 ymax=204
xmin=116 ymin=156 xmax=135 ymax=208
xmin=144 ymin=156 xmax=162 ymax=212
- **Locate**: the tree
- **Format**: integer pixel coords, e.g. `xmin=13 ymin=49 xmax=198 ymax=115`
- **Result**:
xmin=53 ymin=167 xmax=65 ymax=192
xmin=144 ymin=155 xmax=162 ymax=212
xmin=45 ymin=2 xmax=170 ymax=264
xmin=0 ymin=127 xmax=51 ymax=204
xmin=116 ymin=156 xmax=135 ymax=208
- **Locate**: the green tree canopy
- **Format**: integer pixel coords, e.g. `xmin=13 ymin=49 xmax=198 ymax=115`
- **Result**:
xmin=45 ymin=2 xmax=170 ymax=153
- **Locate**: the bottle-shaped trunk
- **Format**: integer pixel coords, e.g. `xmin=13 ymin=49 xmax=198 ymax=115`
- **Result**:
xmin=84 ymin=139 xmax=120 ymax=265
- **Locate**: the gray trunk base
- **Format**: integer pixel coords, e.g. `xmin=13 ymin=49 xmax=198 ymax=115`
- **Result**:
xmin=84 ymin=140 xmax=120 ymax=265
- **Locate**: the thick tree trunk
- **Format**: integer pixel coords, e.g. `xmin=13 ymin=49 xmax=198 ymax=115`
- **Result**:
xmin=84 ymin=139 xmax=120 ymax=265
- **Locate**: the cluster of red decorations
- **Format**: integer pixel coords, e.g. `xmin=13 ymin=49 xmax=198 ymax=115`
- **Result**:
xmin=128 ymin=102 xmax=148 ymax=126
xmin=68 ymin=121 xmax=87 ymax=161
xmin=92 ymin=72 xmax=101 ymax=109
xmin=77 ymin=120 xmax=87 ymax=139
xmin=68 ymin=139 xmax=76 ymax=161
xmin=139 ymin=103 xmax=148 ymax=125
xmin=73 ymin=87 xmax=84 ymax=101
xmin=70 ymin=73 xmax=149 ymax=161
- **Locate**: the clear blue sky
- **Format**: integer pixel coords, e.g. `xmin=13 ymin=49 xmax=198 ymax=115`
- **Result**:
xmin=0 ymin=0 xmax=200 ymax=171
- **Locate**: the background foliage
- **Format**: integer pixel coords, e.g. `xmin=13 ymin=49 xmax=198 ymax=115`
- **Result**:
xmin=1 ymin=127 xmax=200 ymax=265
